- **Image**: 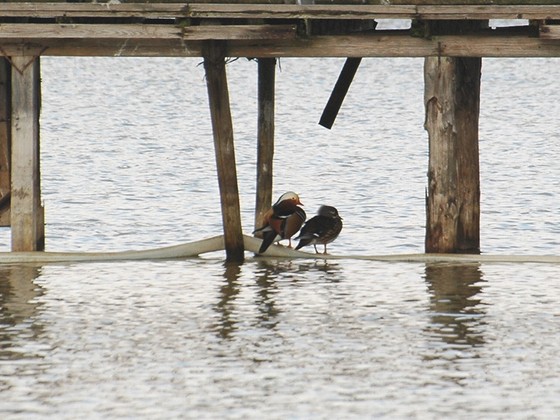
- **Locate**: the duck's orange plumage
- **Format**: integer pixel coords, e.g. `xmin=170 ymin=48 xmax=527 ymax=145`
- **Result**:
xmin=254 ymin=192 xmax=305 ymax=254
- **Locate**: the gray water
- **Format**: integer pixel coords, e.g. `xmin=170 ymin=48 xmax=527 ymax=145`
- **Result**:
xmin=1 ymin=56 xmax=560 ymax=418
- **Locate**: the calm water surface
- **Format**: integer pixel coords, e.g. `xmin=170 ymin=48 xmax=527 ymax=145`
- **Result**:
xmin=1 ymin=55 xmax=560 ymax=418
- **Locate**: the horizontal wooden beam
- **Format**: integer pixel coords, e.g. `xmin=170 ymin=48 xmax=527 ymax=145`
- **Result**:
xmin=0 ymin=23 xmax=181 ymax=40
xmin=418 ymin=5 xmax=560 ymax=20
xmin=0 ymin=4 xmax=559 ymax=21
xmin=186 ymin=4 xmax=416 ymax=20
xmin=1 ymin=31 xmax=559 ymax=58
xmin=0 ymin=3 xmax=186 ymax=19
xmin=183 ymin=24 xmax=297 ymax=41
xmin=0 ymin=23 xmax=296 ymax=41
xmin=231 ymin=33 xmax=560 ymax=58
xmin=186 ymin=4 xmax=560 ymax=20
xmin=540 ymin=24 xmax=560 ymax=39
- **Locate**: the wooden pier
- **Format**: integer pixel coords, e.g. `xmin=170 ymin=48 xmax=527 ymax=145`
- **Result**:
xmin=1 ymin=1 xmax=559 ymax=260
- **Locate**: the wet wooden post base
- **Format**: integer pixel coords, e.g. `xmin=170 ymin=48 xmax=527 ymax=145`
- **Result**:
xmin=424 ymin=54 xmax=481 ymax=253
xmin=0 ymin=58 xmax=11 ymax=226
xmin=254 ymin=58 xmax=276 ymax=232
xmin=203 ymin=41 xmax=245 ymax=262
xmin=11 ymin=55 xmax=45 ymax=252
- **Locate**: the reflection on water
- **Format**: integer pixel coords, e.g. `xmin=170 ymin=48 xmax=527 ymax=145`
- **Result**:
xmin=424 ymin=263 xmax=486 ymax=348
xmin=425 ymin=264 xmax=484 ymax=348
xmin=213 ymin=259 xmax=343 ymax=339
xmin=0 ymin=260 xmax=558 ymax=418
xmin=0 ymin=265 xmax=44 ymax=360
xmin=0 ymin=265 xmax=48 ymax=402
xmin=254 ymin=261 xmax=280 ymax=330
xmin=214 ymin=262 xmax=242 ymax=339
xmin=422 ymin=263 xmax=486 ymax=386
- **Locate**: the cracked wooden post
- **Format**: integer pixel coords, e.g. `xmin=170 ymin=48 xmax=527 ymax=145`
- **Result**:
xmin=203 ymin=41 xmax=244 ymax=262
xmin=0 ymin=58 xmax=11 ymax=227
xmin=11 ymin=55 xmax=44 ymax=251
xmin=424 ymin=55 xmax=481 ymax=253
xmin=254 ymin=58 xmax=275 ymax=232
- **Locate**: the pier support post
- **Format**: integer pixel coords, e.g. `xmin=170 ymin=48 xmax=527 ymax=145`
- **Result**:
xmin=10 ymin=55 xmax=44 ymax=252
xmin=203 ymin=41 xmax=244 ymax=262
xmin=424 ymin=55 xmax=481 ymax=253
xmin=0 ymin=58 xmax=11 ymax=226
xmin=254 ymin=58 xmax=276 ymax=231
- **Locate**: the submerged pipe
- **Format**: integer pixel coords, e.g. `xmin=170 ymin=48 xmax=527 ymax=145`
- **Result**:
xmin=0 ymin=235 xmax=559 ymax=265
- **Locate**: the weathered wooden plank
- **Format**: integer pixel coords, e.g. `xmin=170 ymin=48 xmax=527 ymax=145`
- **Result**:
xmin=0 ymin=3 xmax=186 ymax=19
xmin=0 ymin=23 xmax=295 ymax=41
xmin=187 ymin=4 xmax=560 ymax=20
xmin=183 ymin=24 xmax=297 ymax=40
xmin=0 ymin=58 xmax=10 ymax=227
xmin=10 ymin=55 xmax=44 ymax=252
xmin=186 ymin=4 xmax=417 ymax=20
xmin=4 ymin=0 xmax=560 ymax=3
xmin=1 ymin=4 xmax=560 ymax=21
xmin=2 ymin=30 xmax=560 ymax=58
xmin=0 ymin=23 xmax=181 ymax=40
xmin=254 ymin=58 xmax=275 ymax=233
xmin=203 ymin=40 xmax=244 ymax=262
xmin=539 ymin=24 xmax=560 ymax=39
xmin=417 ymin=5 xmax=560 ymax=20
xmin=230 ymin=33 xmax=560 ymax=58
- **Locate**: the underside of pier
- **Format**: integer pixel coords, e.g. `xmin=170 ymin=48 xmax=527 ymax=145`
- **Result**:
xmin=1 ymin=1 xmax=559 ymax=259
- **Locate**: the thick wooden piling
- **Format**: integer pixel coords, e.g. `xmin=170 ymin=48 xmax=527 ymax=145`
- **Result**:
xmin=424 ymin=55 xmax=481 ymax=253
xmin=0 ymin=58 xmax=11 ymax=227
xmin=203 ymin=41 xmax=244 ymax=262
xmin=254 ymin=58 xmax=276 ymax=232
xmin=10 ymin=55 xmax=44 ymax=251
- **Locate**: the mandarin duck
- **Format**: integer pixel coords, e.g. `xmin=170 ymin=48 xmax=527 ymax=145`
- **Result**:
xmin=253 ymin=191 xmax=305 ymax=254
xmin=295 ymin=205 xmax=343 ymax=254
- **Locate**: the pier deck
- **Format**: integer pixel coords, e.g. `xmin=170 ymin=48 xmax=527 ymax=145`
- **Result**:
xmin=0 ymin=3 xmax=560 ymax=57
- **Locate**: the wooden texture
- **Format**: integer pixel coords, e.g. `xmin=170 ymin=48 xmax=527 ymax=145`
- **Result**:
xmin=230 ymin=31 xmax=560 ymax=58
xmin=203 ymin=41 xmax=244 ymax=262
xmin=0 ymin=0 xmax=557 ymax=4
xmin=2 ymin=30 xmax=560 ymax=58
xmin=0 ymin=23 xmax=295 ymax=41
xmin=1 ymin=3 xmax=559 ymax=20
xmin=11 ymin=55 xmax=44 ymax=252
xmin=540 ymin=24 xmax=560 ymax=39
xmin=0 ymin=58 xmax=10 ymax=226
xmin=183 ymin=24 xmax=297 ymax=40
xmin=186 ymin=4 xmax=560 ymax=20
xmin=0 ymin=24 xmax=181 ymax=40
xmin=254 ymin=58 xmax=275 ymax=232
xmin=424 ymin=56 xmax=481 ymax=253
